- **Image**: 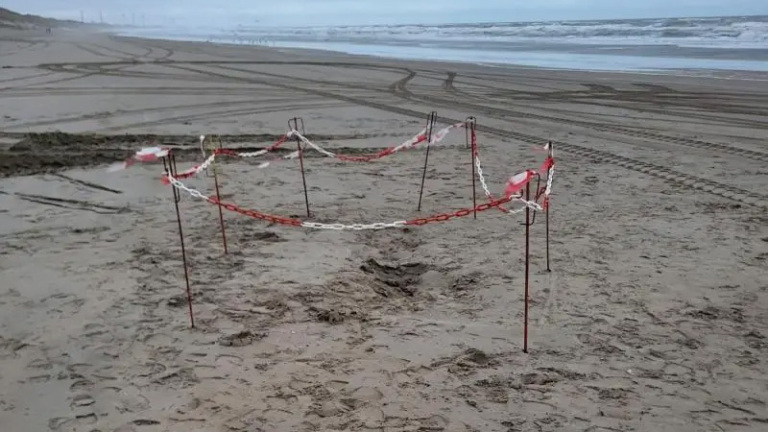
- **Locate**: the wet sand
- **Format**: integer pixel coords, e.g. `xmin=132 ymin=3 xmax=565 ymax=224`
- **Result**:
xmin=1 ymin=28 xmax=767 ymax=432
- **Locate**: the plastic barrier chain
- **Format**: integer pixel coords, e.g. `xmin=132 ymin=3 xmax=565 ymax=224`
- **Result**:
xmin=163 ymin=169 xmax=542 ymax=230
xmin=160 ymin=123 xmax=466 ymax=183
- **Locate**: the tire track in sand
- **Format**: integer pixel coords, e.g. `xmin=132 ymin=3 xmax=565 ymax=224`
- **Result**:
xmin=154 ymin=62 xmax=768 ymax=209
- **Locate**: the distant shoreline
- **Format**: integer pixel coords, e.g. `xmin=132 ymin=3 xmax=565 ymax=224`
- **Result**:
xmin=108 ymin=14 xmax=768 ymax=74
xmin=110 ymin=30 xmax=768 ymax=75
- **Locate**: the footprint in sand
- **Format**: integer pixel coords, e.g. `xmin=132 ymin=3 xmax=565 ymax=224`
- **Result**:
xmin=215 ymin=354 xmax=244 ymax=369
xmin=27 ymin=374 xmax=51 ymax=383
xmin=100 ymin=385 xmax=151 ymax=414
xmin=136 ymin=361 xmax=167 ymax=378
xmin=340 ymin=385 xmax=385 ymax=409
xmin=153 ymin=368 xmax=199 ymax=389
xmin=48 ymin=412 xmax=98 ymax=432
xmin=266 ymin=392 xmax=300 ymax=411
xmin=71 ymin=394 xmax=95 ymax=409
xmin=82 ymin=322 xmax=109 ymax=338
xmin=69 ymin=377 xmax=95 ymax=392
xmin=26 ymin=357 xmax=53 ymax=370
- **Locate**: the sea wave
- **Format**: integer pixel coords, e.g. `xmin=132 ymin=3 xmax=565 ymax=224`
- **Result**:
xmin=116 ymin=15 xmax=768 ymax=73
xmin=227 ymin=16 xmax=768 ymax=49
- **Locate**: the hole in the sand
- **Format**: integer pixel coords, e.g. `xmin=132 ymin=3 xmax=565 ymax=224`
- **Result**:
xmin=166 ymin=294 xmax=187 ymax=308
xmin=359 ymin=258 xmax=429 ymax=297
xmin=217 ymin=330 xmax=267 ymax=347
xmin=521 ymin=372 xmax=560 ymax=386
xmin=308 ymin=306 xmax=366 ymax=324
xmin=153 ymin=368 xmax=199 ymax=388
xmin=254 ymin=231 xmax=284 ymax=242
xmin=450 ymin=272 xmax=484 ymax=294
xmin=432 ymin=348 xmax=499 ymax=376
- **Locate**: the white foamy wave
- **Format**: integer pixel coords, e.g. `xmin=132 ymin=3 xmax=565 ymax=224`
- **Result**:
xmin=229 ymin=16 xmax=768 ymax=49
xmin=117 ymin=15 xmax=768 ymax=73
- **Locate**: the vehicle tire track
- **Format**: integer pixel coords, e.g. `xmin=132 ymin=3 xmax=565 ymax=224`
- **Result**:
xmin=17 ymin=61 xmax=767 ymax=208
xmin=0 ymin=40 xmax=49 ymax=57
xmin=151 ymin=62 xmax=768 ymax=208
xmin=6 ymin=96 xmax=317 ymax=129
xmin=205 ymin=62 xmax=768 ymax=161
xmin=388 ymin=69 xmax=415 ymax=97
xmin=0 ymin=71 xmax=58 ymax=85
xmin=93 ymin=101 xmax=348 ymax=132
xmin=72 ymin=43 xmax=133 ymax=61
xmin=112 ymin=37 xmax=175 ymax=61
xmin=0 ymin=86 xmax=265 ymax=97
xmin=441 ymin=72 xmax=768 ymax=130
xmin=50 ymin=173 xmax=123 ymax=194
xmin=428 ymin=72 xmax=768 ymax=162
xmin=8 ymin=192 xmax=129 ymax=214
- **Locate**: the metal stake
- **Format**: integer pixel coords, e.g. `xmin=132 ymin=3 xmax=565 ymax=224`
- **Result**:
xmin=467 ymin=117 xmax=478 ymax=219
xmin=546 ymin=141 xmax=553 ymax=272
xmin=417 ymin=111 xmax=437 ymax=212
xmin=164 ymin=153 xmax=195 ymax=329
xmin=213 ymin=136 xmax=228 ymax=255
xmin=289 ymin=117 xmax=311 ymax=217
xmin=546 ymin=201 xmax=551 ymax=273
xmin=524 ymin=181 xmax=531 ymax=353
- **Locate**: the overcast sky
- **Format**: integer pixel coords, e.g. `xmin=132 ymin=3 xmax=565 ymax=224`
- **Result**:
xmin=4 ymin=0 xmax=767 ymax=25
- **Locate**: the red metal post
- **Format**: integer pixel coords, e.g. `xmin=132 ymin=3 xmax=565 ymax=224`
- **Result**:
xmin=546 ymin=141 xmax=553 ymax=272
xmin=546 ymin=200 xmax=551 ymax=273
xmin=164 ymin=153 xmax=195 ymax=329
xmin=417 ymin=111 xmax=437 ymax=212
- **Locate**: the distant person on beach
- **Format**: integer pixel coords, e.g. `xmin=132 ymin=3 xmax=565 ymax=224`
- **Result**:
xmin=45 ymin=27 xmax=51 ymax=34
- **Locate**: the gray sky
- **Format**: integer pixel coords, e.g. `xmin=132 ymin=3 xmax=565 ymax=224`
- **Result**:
xmin=4 ymin=0 xmax=767 ymax=25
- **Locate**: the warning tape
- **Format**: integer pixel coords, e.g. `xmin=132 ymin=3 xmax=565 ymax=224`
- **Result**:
xmin=114 ymin=122 xmax=555 ymax=229
xmin=164 ymin=170 xmax=542 ymax=230
xmin=156 ymin=122 xmax=465 ymax=183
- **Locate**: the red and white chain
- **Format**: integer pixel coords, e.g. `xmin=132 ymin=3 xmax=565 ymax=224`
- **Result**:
xmin=165 ymin=169 xmax=516 ymax=230
xmin=166 ymin=172 xmax=211 ymax=201
xmin=162 ymin=124 xmax=550 ymax=230
xmin=164 ymin=172 xmax=411 ymax=230
xmin=544 ymin=165 xmax=555 ymax=197
xmin=474 ymin=154 xmax=542 ymax=214
xmin=543 ymin=146 xmax=555 ymax=197
xmin=301 ymin=221 xmax=407 ymax=231
xmin=287 ymin=121 xmax=464 ymax=161
xmin=172 ymin=124 xmax=465 ymax=183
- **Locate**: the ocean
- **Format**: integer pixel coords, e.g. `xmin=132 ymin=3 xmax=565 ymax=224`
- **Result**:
xmin=117 ymin=15 xmax=768 ymax=74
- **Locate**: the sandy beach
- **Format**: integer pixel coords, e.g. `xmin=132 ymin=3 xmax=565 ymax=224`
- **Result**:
xmin=1 ymin=27 xmax=767 ymax=432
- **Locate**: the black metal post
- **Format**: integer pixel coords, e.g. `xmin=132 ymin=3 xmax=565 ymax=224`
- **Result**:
xmin=164 ymin=153 xmax=195 ymax=329
xmin=467 ymin=117 xmax=478 ymax=219
xmin=524 ymin=181 xmax=530 ymax=353
xmin=289 ymin=117 xmax=311 ymax=218
xmin=213 ymin=136 xmax=228 ymax=255
xmin=417 ymin=111 xmax=437 ymax=212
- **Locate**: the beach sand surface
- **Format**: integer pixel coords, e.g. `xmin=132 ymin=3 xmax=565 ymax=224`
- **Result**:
xmin=1 ymin=28 xmax=767 ymax=432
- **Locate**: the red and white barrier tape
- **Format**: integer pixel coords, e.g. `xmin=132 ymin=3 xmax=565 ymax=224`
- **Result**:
xmin=158 ymin=123 xmax=464 ymax=183
xmin=107 ymin=146 xmax=171 ymax=172
xmin=471 ymin=126 xmax=555 ymax=214
xmin=289 ymin=121 xmax=464 ymax=162
xmin=163 ymin=168 xmax=542 ymax=230
xmin=111 ymin=123 xmax=554 ymax=229
xmin=116 ymin=123 xmax=465 ymax=182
